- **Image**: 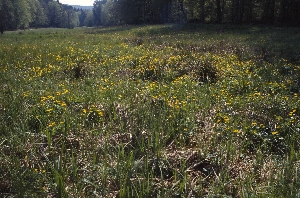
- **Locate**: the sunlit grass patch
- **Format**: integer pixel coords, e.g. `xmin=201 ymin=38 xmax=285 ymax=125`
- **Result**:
xmin=0 ymin=25 xmax=299 ymax=197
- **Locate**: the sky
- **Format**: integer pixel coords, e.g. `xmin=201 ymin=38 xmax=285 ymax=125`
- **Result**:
xmin=59 ymin=0 xmax=94 ymax=6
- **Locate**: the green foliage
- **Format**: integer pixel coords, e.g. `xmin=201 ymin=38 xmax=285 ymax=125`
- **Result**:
xmin=0 ymin=0 xmax=14 ymax=33
xmin=12 ymin=0 xmax=32 ymax=29
xmin=95 ymin=0 xmax=300 ymax=26
xmin=84 ymin=10 xmax=94 ymax=27
xmin=1 ymin=0 xmax=300 ymax=34
xmin=101 ymin=0 xmax=119 ymax=26
xmin=0 ymin=25 xmax=299 ymax=197
xmin=93 ymin=0 xmax=105 ymax=26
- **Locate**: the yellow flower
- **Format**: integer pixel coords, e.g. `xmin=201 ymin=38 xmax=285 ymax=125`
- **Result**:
xmin=46 ymin=108 xmax=53 ymax=113
xmin=97 ymin=110 xmax=103 ymax=116
xmin=272 ymin=131 xmax=278 ymax=135
xmin=289 ymin=110 xmax=296 ymax=116
xmin=224 ymin=116 xmax=229 ymax=123
xmin=48 ymin=122 xmax=56 ymax=127
xmin=62 ymin=89 xmax=69 ymax=94
xmin=82 ymin=109 xmax=87 ymax=114
xmin=233 ymin=129 xmax=239 ymax=133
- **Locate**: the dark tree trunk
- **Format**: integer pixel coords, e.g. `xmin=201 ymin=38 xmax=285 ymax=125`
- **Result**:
xmin=199 ymin=0 xmax=206 ymax=23
xmin=239 ymin=0 xmax=244 ymax=23
xmin=262 ymin=0 xmax=275 ymax=24
xmin=290 ymin=0 xmax=300 ymax=26
xmin=0 ymin=1 xmax=8 ymax=34
xmin=232 ymin=0 xmax=244 ymax=24
xmin=232 ymin=0 xmax=239 ymax=24
xmin=161 ymin=0 xmax=172 ymax=23
xmin=216 ymin=0 xmax=222 ymax=23
xmin=279 ymin=0 xmax=289 ymax=25
xmin=270 ymin=0 xmax=275 ymax=23
xmin=243 ymin=0 xmax=253 ymax=23
xmin=178 ymin=0 xmax=187 ymax=22
xmin=0 ymin=14 xmax=4 ymax=34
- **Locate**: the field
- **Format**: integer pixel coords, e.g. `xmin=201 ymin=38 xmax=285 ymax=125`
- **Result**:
xmin=0 ymin=24 xmax=299 ymax=197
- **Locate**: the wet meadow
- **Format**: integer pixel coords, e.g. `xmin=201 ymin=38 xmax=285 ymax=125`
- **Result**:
xmin=0 ymin=24 xmax=299 ymax=197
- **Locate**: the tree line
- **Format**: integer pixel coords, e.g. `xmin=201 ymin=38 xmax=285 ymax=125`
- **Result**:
xmin=97 ymin=0 xmax=300 ymax=26
xmin=0 ymin=0 xmax=94 ymax=34
xmin=1 ymin=0 xmax=299 ymax=34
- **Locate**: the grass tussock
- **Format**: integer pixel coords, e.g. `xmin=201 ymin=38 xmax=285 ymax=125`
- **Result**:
xmin=0 ymin=24 xmax=299 ymax=197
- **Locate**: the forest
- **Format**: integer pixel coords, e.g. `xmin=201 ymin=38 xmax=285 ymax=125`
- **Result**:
xmin=1 ymin=0 xmax=300 ymax=34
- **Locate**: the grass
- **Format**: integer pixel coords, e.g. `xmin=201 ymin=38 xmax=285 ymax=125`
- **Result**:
xmin=0 ymin=24 xmax=299 ymax=197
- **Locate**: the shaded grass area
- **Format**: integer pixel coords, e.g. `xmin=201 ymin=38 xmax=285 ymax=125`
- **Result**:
xmin=0 ymin=24 xmax=299 ymax=197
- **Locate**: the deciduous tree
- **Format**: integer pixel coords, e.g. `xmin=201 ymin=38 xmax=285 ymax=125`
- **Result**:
xmin=0 ymin=0 xmax=14 ymax=34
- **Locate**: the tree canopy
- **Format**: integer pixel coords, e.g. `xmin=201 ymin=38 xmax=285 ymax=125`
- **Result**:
xmin=98 ymin=0 xmax=300 ymax=26
xmin=0 ymin=0 xmax=81 ymax=33
xmin=1 ymin=0 xmax=299 ymax=34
